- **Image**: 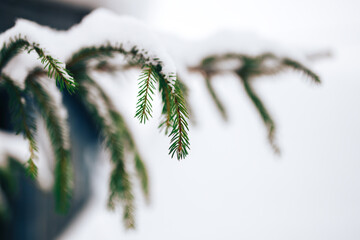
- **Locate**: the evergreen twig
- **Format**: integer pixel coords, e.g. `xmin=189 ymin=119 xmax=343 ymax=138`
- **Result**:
xmin=71 ymin=71 xmax=136 ymax=228
xmin=25 ymin=70 xmax=72 ymax=213
xmin=168 ymin=81 xmax=190 ymax=160
xmin=0 ymin=36 xmax=76 ymax=93
xmin=192 ymin=52 xmax=320 ymax=153
xmin=282 ymin=58 xmax=321 ymax=83
xmin=0 ymin=74 xmax=38 ymax=178
xmin=88 ymin=75 xmax=150 ymax=202
xmin=240 ymin=76 xmax=280 ymax=154
xmin=68 ymin=45 xmax=190 ymax=160
xmin=135 ymin=66 xmax=156 ymax=123
xmin=205 ymin=75 xmax=228 ymax=120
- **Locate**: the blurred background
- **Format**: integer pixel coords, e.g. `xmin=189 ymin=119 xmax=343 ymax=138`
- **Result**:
xmin=1 ymin=0 xmax=360 ymax=239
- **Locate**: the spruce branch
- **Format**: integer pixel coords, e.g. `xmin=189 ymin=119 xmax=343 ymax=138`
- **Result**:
xmin=67 ymin=44 xmax=160 ymax=71
xmin=88 ymin=75 xmax=150 ymax=202
xmin=168 ymin=81 xmax=190 ymax=160
xmin=68 ymin=45 xmax=176 ymax=127
xmin=1 ymin=74 xmax=38 ymax=178
xmin=109 ymin=110 xmax=150 ymax=202
xmin=72 ymin=72 xmax=136 ymax=228
xmin=25 ymin=70 xmax=72 ymax=212
xmin=240 ymin=76 xmax=280 ymax=154
xmin=134 ymin=152 xmax=149 ymax=201
xmin=190 ymin=52 xmax=320 ymax=154
xmin=205 ymin=75 xmax=228 ymax=120
xmin=30 ymin=45 xmax=76 ymax=93
xmin=282 ymin=58 xmax=321 ymax=83
xmin=176 ymin=77 xmax=195 ymax=125
xmin=67 ymin=46 xmax=190 ymax=160
xmin=156 ymin=69 xmax=173 ymax=132
xmin=0 ymin=36 xmax=76 ymax=93
xmin=135 ymin=66 xmax=156 ymax=123
xmin=0 ymin=37 xmax=29 ymax=72
xmin=108 ymin=161 xmax=135 ymax=229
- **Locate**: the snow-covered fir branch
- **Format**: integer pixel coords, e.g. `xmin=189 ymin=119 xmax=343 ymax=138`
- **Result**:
xmin=0 ymin=7 xmax=321 ymax=229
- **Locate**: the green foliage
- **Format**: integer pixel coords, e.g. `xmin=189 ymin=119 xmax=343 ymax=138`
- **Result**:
xmin=193 ymin=52 xmax=320 ymax=153
xmin=168 ymin=81 xmax=190 ymax=159
xmin=282 ymin=58 xmax=321 ymax=83
xmin=0 ymin=37 xmax=29 ymax=72
xmin=157 ymin=70 xmax=173 ymax=133
xmin=241 ymin=76 xmax=279 ymax=153
xmin=0 ymin=41 xmax=75 ymax=187
xmin=1 ymin=74 xmax=38 ymax=177
xmin=108 ymin=108 xmax=150 ymax=201
xmin=0 ymin=32 xmax=320 ymax=230
xmin=67 ymin=44 xmax=190 ymax=160
xmin=25 ymin=70 xmax=72 ymax=213
xmin=68 ymin=69 xmax=137 ymax=228
xmin=205 ymin=75 xmax=228 ymax=120
xmin=0 ymin=36 xmax=76 ymax=93
xmin=134 ymin=153 xmax=149 ymax=201
xmin=135 ymin=66 xmax=157 ymax=123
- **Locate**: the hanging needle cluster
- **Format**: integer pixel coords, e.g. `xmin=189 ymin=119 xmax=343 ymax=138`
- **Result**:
xmin=0 ymin=37 xmax=190 ymax=228
xmin=188 ymin=52 xmax=320 ymax=153
xmin=0 ymin=33 xmax=320 ymax=228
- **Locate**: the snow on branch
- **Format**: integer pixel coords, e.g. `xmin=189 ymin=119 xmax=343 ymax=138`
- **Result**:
xmin=0 ymin=6 xmax=321 ymax=228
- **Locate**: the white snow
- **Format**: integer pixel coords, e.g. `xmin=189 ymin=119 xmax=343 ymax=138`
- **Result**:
xmin=0 ymin=131 xmax=29 ymax=167
xmin=0 ymin=8 xmax=177 ymax=89
xmin=159 ymin=30 xmax=309 ymax=73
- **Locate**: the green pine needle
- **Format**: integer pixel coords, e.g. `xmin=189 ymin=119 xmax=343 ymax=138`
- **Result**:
xmin=67 ymin=45 xmax=190 ymax=160
xmin=25 ymin=71 xmax=72 ymax=213
xmin=1 ymin=74 xmax=39 ymax=174
xmin=0 ymin=36 xmax=76 ymax=94
xmin=135 ymin=66 xmax=157 ymax=123
xmin=0 ymin=37 xmax=29 ymax=72
xmin=87 ymin=76 xmax=150 ymax=203
xmin=73 ymin=73 xmax=136 ymax=228
xmin=282 ymin=58 xmax=321 ymax=84
xmin=134 ymin=153 xmax=149 ymax=202
xmin=205 ymin=75 xmax=228 ymax=120
xmin=26 ymin=158 xmax=38 ymax=179
xmin=168 ymin=81 xmax=190 ymax=160
xmin=31 ymin=46 xmax=76 ymax=93
xmin=240 ymin=76 xmax=280 ymax=154
xmin=157 ymin=71 xmax=173 ymax=133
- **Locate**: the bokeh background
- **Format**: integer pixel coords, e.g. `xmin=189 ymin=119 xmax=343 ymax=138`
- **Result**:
xmin=1 ymin=0 xmax=360 ymax=239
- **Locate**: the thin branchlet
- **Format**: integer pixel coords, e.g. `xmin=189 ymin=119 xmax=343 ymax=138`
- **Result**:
xmin=168 ymin=81 xmax=190 ymax=160
xmin=135 ymin=66 xmax=156 ymax=123
xmin=157 ymin=70 xmax=173 ymax=133
xmin=240 ymin=76 xmax=280 ymax=154
xmin=67 ymin=45 xmax=190 ymax=160
xmin=0 ymin=37 xmax=29 ymax=72
xmin=0 ymin=36 xmax=76 ymax=93
xmin=192 ymin=52 xmax=320 ymax=153
xmin=0 ymin=39 xmax=191 ymax=228
xmin=86 ymin=75 xmax=150 ymax=202
xmin=25 ymin=70 xmax=72 ymax=212
xmin=71 ymin=71 xmax=136 ymax=228
xmin=204 ymin=75 xmax=228 ymax=120
xmin=1 ymin=74 xmax=38 ymax=178
xmin=282 ymin=58 xmax=321 ymax=83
